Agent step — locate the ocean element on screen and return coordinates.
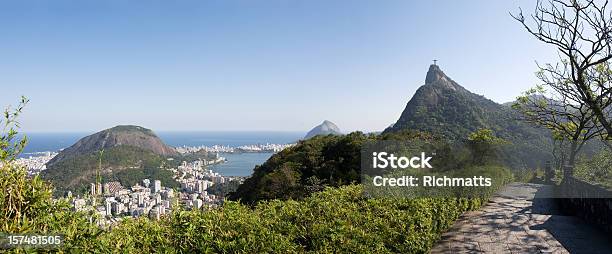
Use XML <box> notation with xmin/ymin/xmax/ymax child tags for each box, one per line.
<box><xmin>20</xmin><ymin>131</ymin><xmax>303</xmax><ymax>176</ymax></box>
<box><xmin>210</xmin><ymin>152</ymin><xmax>274</xmax><ymax>177</ymax></box>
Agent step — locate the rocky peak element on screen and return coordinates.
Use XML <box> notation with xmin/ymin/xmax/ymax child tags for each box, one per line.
<box><xmin>321</xmin><ymin>120</ymin><xmax>336</xmax><ymax>127</ymax></box>
<box><xmin>425</xmin><ymin>64</ymin><xmax>446</xmax><ymax>83</ymax></box>
<box><xmin>384</xmin><ymin>64</ymin><xmax>500</xmax><ymax>135</ymax></box>
<box><xmin>304</xmin><ymin>120</ymin><xmax>342</xmax><ymax>139</ymax></box>
<box><xmin>424</xmin><ymin>64</ymin><xmax>463</xmax><ymax>91</ymax></box>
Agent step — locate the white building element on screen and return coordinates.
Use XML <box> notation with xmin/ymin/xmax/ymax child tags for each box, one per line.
<box><xmin>111</xmin><ymin>202</ymin><xmax>125</xmax><ymax>216</ymax></box>
<box><xmin>90</xmin><ymin>183</ymin><xmax>96</xmax><ymax>196</ymax></box>
<box><xmin>142</xmin><ymin>179</ymin><xmax>150</xmax><ymax>188</ymax></box>
<box><xmin>105</xmin><ymin>201</ymin><xmax>112</xmax><ymax>216</ymax></box>
<box><xmin>194</xmin><ymin>199</ymin><xmax>203</xmax><ymax>209</ymax></box>
<box><xmin>153</xmin><ymin>180</ymin><xmax>161</xmax><ymax>193</ymax></box>
<box><xmin>195</xmin><ymin>180</ymin><xmax>204</xmax><ymax>193</ymax></box>
<box><xmin>137</xmin><ymin>194</ymin><xmax>144</xmax><ymax>207</ymax></box>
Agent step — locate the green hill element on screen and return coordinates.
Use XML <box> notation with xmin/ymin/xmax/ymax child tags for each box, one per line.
<box><xmin>42</xmin><ymin>125</ymin><xmax>181</xmax><ymax>194</ymax></box>
<box><xmin>229</xmin><ymin>132</ymin><xmax>376</xmax><ymax>204</ymax></box>
<box><xmin>42</xmin><ymin>145</ymin><xmax>179</xmax><ymax>194</ymax></box>
<box><xmin>46</xmin><ymin>125</ymin><xmax>177</xmax><ymax>167</ymax></box>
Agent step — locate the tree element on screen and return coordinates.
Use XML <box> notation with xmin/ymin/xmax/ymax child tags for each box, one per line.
<box><xmin>0</xmin><ymin>97</ymin><xmax>96</xmax><ymax>237</ymax></box>
<box><xmin>0</xmin><ymin>96</ymin><xmax>28</xmax><ymax>162</ymax></box>
<box><xmin>513</xmin><ymin>0</ymin><xmax>612</xmax><ymax>140</ymax></box>
<box><xmin>467</xmin><ymin>129</ymin><xmax>506</xmax><ymax>165</ymax></box>
<box><xmin>513</xmin><ymin>80</ymin><xmax>603</xmax><ymax>168</ymax></box>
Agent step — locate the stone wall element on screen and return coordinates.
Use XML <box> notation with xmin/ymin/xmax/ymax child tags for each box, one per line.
<box><xmin>558</xmin><ymin>177</ymin><xmax>612</xmax><ymax>234</ymax></box>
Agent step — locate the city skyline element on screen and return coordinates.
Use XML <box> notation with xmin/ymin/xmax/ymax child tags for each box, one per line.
<box><xmin>1</xmin><ymin>0</ymin><xmax>556</xmax><ymax>132</ymax></box>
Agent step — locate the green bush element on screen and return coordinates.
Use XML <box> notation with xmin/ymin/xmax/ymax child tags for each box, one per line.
<box><xmin>0</xmin><ymin>163</ymin><xmax>99</xmax><ymax>235</ymax></box>
<box><xmin>230</xmin><ymin>132</ymin><xmax>377</xmax><ymax>204</ymax></box>
<box><xmin>62</xmin><ymin>179</ymin><xmax>506</xmax><ymax>253</ymax></box>
<box><xmin>1</xmin><ymin>148</ymin><xmax>509</xmax><ymax>252</ymax></box>
<box><xmin>0</xmin><ymin>148</ymin><xmax>510</xmax><ymax>254</ymax></box>
<box><xmin>0</xmin><ymin>167</ymin><xmax>506</xmax><ymax>253</ymax></box>
<box><xmin>83</xmin><ymin>164</ymin><xmax>510</xmax><ymax>253</ymax></box>
<box><xmin>575</xmin><ymin>149</ymin><xmax>612</xmax><ymax>188</ymax></box>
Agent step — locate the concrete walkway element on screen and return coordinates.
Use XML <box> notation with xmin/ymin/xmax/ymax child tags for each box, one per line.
<box><xmin>430</xmin><ymin>183</ymin><xmax>612</xmax><ymax>254</ymax></box>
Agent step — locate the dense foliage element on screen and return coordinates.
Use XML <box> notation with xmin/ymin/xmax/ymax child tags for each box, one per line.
<box><xmin>0</xmin><ymin>98</ymin><xmax>102</xmax><ymax>251</ymax></box>
<box><xmin>229</xmin><ymin>132</ymin><xmax>377</xmax><ymax>204</ymax></box>
<box><xmin>230</xmin><ymin>129</ymin><xmax>512</xmax><ymax>203</ymax></box>
<box><xmin>0</xmin><ymin>162</ymin><xmax>102</xmax><ymax>251</ymax></box>
<box><xmin>467</xmin><ymin>128</ymin><xmax>508</xmax><ymax>166</ymax></box>
<box><xmin>1</xmin><ymin>176</ymin><xmax>510</xmax><ymax>253</ymax></box>
<box><xmin>206</xmin><ymin>179</ymin><xmax>243</xmax><ymax>198</ymax></box>
<box><xmin>89</xmin><ymin>184</ymin><xmax>508</xmax><ymax>253</ymax></box>
<box><xmin>575</xmin><ymin>149</ymin><xmax>612</xmax><ymax>188</ymax></box>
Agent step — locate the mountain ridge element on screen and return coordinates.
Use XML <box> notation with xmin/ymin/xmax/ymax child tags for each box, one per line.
<box><xmin>384</xmin><ymin>64</ymin><xmax>551</xmax><ymax>168</ymax></box>
<box><xmin>385</xmin><ymin>65</ymin><xmax>535</xmax><ymax>139</ymax></box>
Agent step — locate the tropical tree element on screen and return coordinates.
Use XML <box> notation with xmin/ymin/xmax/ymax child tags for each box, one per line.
<box><xmin>512</xmin><ymin>0</ymin><xmax>612</xmax><ymax>141</ymax></box>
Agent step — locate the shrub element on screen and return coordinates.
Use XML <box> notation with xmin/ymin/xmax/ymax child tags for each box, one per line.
<box><xmin>1</xmin><ymin>156</ymin><xmax>509</xmax><ymax>253</ymax></box>
<box><xmin>575</xmin><ymin>149</ymin><xmax>612</xmax><ymax>188</ymax></box>
<box><xmin>69</xmin><ymin>179</ymin><xmax>507</xmax><ymax>253</ymax></box>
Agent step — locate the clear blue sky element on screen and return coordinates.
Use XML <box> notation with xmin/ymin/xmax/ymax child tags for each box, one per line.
<box><xmin>0</xmin><ymin>0</ymin><xmax>556</xmax><ymax>133</ymax></box>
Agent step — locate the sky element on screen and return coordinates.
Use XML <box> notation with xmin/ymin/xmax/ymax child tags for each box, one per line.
<box><xmin>0</xmin><ymin>0</ymin><xmax>558</xmax><ymax>133</ymax></box>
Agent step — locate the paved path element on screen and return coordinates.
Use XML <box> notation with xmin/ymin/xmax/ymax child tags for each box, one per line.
<box><xmin>430</xmin><ymin>183</ymin><xmax>612</xmax><ymax>254</ymax></box>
